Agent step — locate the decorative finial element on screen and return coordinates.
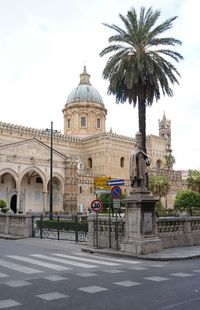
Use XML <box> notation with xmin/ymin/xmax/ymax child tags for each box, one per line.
<box><xmin>79</xmin><ymin>66</ymin><xmax>91</xmax><ymax>85</ymax></box>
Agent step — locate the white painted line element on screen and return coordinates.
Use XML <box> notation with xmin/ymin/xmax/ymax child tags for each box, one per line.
<box><xmin>36</xmin><ymin>292</ymin><xmax>68</xmax><ymax>301</ymax></box>
<box><xmin>0</xmin><ymin>299</ymin><xmax>21</xmax><ymax>309</ymax></box>
<box><xmin>0</xmin><ymin>258</ymin><xmax>42</xmax><ymax>274</ymax></box>
<box><xmin>6</xmin><ymin>255</ymin><xmax>70</xmax><ymax>271</ymax></box>
<box><xmin>44</xmin><ymin>275</ymin><xmax>68</xmax><ymax>281</ymax></box>
<box><xmin>114</xmin><ymin>280</ymin><xmax>141</xmax><ymax>287</ymax></box>
<box><xmin>171</xmin><ymin>273</ymin><xmax>193</xmax><ymax>277</ymax></box>
<box><xmin>129</xmin><ymin>266</ymin><xmax>148</xmax><ymax>270</ymax></box>
<box><xmin>5</xmin><ymin>280</ymin><xmax>32</xmax><ymax>287</ymax></box>
<box><xmin>78</xmin><ymin>286</ymin><xmax>108</xmax><ymax>293</ymax></box>
<box><xmin>144</xmin><ymin>276</ymin><xmax>170</xmax><ymax>282</ymax></box>
<box><xmin>0</xmin><ymin>272</ymin><xmax>9</xmax><ymax>278</ymax></box>
<box><xmin>31</xmin><ymin>254</ymin><xmax>97</xmax><ymax>269</ymax></box>
<box><xmin>75</xmin><ymin>272</ymin><xmax>98</xmax><ymax>277</ymax></box>
<box><xmin>53</xmin><ymin>254</ymin><xmax>120</xmax><ymax>266</ymax></box>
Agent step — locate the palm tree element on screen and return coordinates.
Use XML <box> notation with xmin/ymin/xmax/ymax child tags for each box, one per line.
<box><xmin>100</xmin><ymin>7</ymin><xmax>183</xmax><ymax>153</ymax></box>
<box><xmin>149</xmin><ymin>175</ymin><xmax>170</xmax><ymax>207</ymax></box>
<box><xmin>187</xmin><ymin>170</ymin><xmax>200</xmax><ymax>193</ymax></box>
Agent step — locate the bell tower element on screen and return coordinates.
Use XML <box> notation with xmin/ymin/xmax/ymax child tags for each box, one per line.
<box><xmin>159</xmin><ymin>113</ymin><xmax>172</xmax><ymax>153</ymax></box>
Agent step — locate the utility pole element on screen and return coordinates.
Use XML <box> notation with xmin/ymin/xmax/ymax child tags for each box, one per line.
<box><xmin>49</xmin><ymin>121</ymin><xmax>53</xmax><ymax>220</ymax></box>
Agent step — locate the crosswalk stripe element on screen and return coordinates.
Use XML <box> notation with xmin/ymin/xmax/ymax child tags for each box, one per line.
<box><xmin>6</xmin><ymin>255</ymin><xmax>71</xmax><ymax>271</ymax></box>
<box><xmin>31</xmin><ymin>254</ymin><xmax>98</xmax><ymax>269</ymax></box>
<box><xmin>0</xmin><ymin>259</ymin><xmax>42</xmax><ymax>274</ymax></box>
<box><xmin>75</xmin><ymin>253</ymin><xmax>141</xmax><ymax>264</ymax></box>
<box><xmin>53</xmin><ymin>254</ymin><xmax>120</xmax><ymax>266</ymax></box>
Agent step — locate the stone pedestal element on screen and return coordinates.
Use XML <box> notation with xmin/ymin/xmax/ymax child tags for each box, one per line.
<box><xmin>121</xmin><ymin>188</ymin><xmax>162</xmax><ymax>255</ymax></box>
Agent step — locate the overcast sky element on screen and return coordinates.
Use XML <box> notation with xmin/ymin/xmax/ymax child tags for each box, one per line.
<box><xmin>0</xmin><ymin>0</ymin><xmax>199</xmax><ymax>171</ymax></box>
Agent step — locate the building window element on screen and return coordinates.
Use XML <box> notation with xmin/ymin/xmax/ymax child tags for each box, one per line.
<box><xmin>120</xmin><ymin>157</ymin><xmax>125</xmax><ymax>168</ymax></box>
<box><xmin>67</xmin><ymin>119</ymin><xmax>71</xmax><ymax>128</ymax></box>
<box><xmin>88</xmin><ymin>157</ymin><xmax>92</xmax><ymax>168</ymax></box>
<box><xmin>96</xmin><ymin>118</ymin><xmax>101</xmax><ymax>128</ymax></box>
<box><xmin>80</xmin><ymin>186</ymin><xmax>82</xmax><ymax>193</ymax></box>
<box><xmin>90</xmin><ymin>187</ymin><xmax>92</xmax><ymax>193</ymax></box>
<box><xmin>80</xmin><ymin>116</ymin><xmax>86</xmax><ymax>127</ymax></box>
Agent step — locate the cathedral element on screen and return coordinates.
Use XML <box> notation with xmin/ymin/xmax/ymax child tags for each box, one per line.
<box><xmin>0</xmin><ymin>67</ymin><xmax>183</xmax><ymax>214</ymax></box>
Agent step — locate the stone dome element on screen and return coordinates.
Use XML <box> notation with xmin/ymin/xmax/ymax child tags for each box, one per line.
<box><xmin>66</xmin><ymin>66</ymin><xmax>104</xmax><ymax>105</ymax></box>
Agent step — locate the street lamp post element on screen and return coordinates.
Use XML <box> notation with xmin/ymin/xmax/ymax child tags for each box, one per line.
<box><xmin>45</xmin><ymin>122</ymin><xmax>60</xmax><ymax>220</ymax></box>
<box><xmin>49</xmin><ymin>121</ymin><xmax>53</xmax><ymax>220</ymax></box>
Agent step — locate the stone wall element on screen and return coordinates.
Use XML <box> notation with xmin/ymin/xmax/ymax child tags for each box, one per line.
<box><xmin>87</xmin><ymin>215</ymin><xmax>200</xmax><ymax>251</ymax></box>
<box><xmin>0</xmin><ymin>214</ymin><xmax>33</xmax><ymax>237</ymax></box>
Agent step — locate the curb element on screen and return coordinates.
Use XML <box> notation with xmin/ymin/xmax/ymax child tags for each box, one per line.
<box><xmin>81</xmin><ymin>246</ymin><xmax>200</xmax><ymax>261</ymax></box>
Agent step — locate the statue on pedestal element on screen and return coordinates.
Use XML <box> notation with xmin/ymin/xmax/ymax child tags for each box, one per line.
<box><xmin>130</xmin><ymin>132</ymin><xmax>150</xmax><ymax>188</ymax></box>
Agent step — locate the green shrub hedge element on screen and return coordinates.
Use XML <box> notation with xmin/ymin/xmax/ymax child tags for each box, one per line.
<box><xmin>36</xmin><ymin>219</ymin><xmax>88</xmax><ymax>232</ymax></box>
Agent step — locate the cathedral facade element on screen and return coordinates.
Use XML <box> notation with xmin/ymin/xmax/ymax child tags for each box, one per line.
<box><xmin>0</xmin><ymin>67</ymin><xmax>182</xmax><ymax>214</ymax></box>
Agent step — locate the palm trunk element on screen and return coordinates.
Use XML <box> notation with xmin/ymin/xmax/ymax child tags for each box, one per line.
<box><xmin>138</xmin><ymin>99</ymin><xmax>146</xmax><ymax>153</ymax></box>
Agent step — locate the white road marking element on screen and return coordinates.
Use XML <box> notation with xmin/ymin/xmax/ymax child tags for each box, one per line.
<box><xmin>31</xmin><ymin>254</ymin><xmax>97</xmax><ymax>269</ymax></box>
<box><xmin>36</xmin><ymin>292</ymin><xmax>68</xmax><ymax>301</ymax></box>
<box><xmin>53</xmin><ymin>253</ymin><xmax>120</xmax><ymax>266</ymax></box>
<box><xmin>144</xmin><ymin>276</ymin><xmax>170</xmax><ymax>282</ymax></box>
<box><xmin>6</xmin><ymin>255</ymin><xmax>70</xmax><ymax>271</ymax></box>
<box><xmin>114</xmin><ymin>280</ymin><xmax>141</xmax><ymax>287</ymax></box>
<box><xmin>78</xmin><ymin>286</ymin><xmax>108</xmax><ymax>293</ymax></box>
<box><xmin>0</xmin><ymin>258</ymin><xmax>42</xmax><ymax>274</ymax></box>
<box><xmin>0</xmin><ymin>299</ymin><xmax>21</xmax><ymax>309</ymax></box>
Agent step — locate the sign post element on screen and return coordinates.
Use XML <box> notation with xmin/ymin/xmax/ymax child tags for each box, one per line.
<box><xmin>110</xmin><ymin>185</ymin><xmax>122</xmax><ymax>251</ymax></box>
<box><xmin>91</xmin><ymin>199</ymin><xmax>103</xmax><ymax>248</ymax></box>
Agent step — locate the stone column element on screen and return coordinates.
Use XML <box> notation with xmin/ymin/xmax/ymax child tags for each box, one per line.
<box><xmin>16</xmin><ymin>191</ymin><xmax>21</xmax><ymax>213</ymax></box>
<box><xmin>43</xmin><ymin>192</ymin><xmax>48</xmax><ymax>213</ymax></box>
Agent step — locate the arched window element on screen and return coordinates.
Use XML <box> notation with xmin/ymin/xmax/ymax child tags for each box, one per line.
<box><xmin>88</xmin><ymin>158</ymin><xmax>92</xmax><ymax>168</ymax></box>
<box><xmin>120</xmin><ymin>157</ymin><xmax>125</xmax><ymax>168</ymax></box>
<box><xmin>156</xmin><ymin>159</ymin><xmax>162</xmax><ymax>169</ymax></box>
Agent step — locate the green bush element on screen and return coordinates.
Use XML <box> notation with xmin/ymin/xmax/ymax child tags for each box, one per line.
<box><xmin>36</xmin><ymin>219</ymin><xmax>88</xmax><ymax>232</ymax></box>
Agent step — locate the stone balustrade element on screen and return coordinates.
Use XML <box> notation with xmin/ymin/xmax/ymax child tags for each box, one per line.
<box><xmin>87</xmin><ymin>214</ymin><xmax>200</xmax><ymax>251</ymax></box>
<box><xmin>157</xmin><ymin>216</ymin><xmax>200</xmax><ymax>248</ymax></box>
<box><xmin>0</xmin><ymin>214</ymin><xmax>33</xmax><ymax>237</ymax></box>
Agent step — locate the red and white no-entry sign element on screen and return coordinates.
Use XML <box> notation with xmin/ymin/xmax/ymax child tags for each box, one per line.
<box><xmin>91</xmin><ymin>199</ymin><xmax>103</xmax><ymax>213</ymax></box>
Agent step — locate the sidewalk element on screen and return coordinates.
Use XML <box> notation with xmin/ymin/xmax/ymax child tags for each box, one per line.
<box><xmin>1</xmin><ymin>233</ymin><xmax>200</xmax><ymax>261</ymax></box>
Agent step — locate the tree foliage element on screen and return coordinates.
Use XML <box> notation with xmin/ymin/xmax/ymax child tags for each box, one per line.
<box><xmin>165</xmin><ymin>153</ymin><xmax>176</xmax><ymax>169</ymax></box>
<box><xmin>149</xmin><ymin>175</ymin><xmax>170</xmax><ymax>201</ymax></box>
<box><xmin>187</xmin><ymin>170</ymin><xmax>200</xmax><ymax>193</ymax></box>
<box><xmin>0</xmin><ymin>200</ymin><xmax>6</xmax><ymax>209</ymax></box>
<box><xmin>174</xmin><ymin>190</ymin><xmax>200</xmax><ymax>215</ymax></box>
<box><xmin>100</xmin><ymin>6</ymin><xmax>183</xmax><ymax>152</ymax></box>
<box><xmin>98</xmin><ymin>192</ymin><xmax>126</xmax><ymax>214</ymax></box>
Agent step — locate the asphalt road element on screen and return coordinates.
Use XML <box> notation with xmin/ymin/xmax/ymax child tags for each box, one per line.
<box><xmin>0</xmin><ymin>238</ymin><xmax>200</xmax><ymax>310</ymax></box>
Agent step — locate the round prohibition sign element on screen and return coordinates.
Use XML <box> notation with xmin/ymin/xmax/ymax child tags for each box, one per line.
<box><xmin>91</xmin><ymin>199</ymin><xmax>103</xmax><ymax>213</ymax></box>
<box><xmin>111</xmin><ymin>185</ymin><xmax>122</xmax><ymax>199</ymax></box>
